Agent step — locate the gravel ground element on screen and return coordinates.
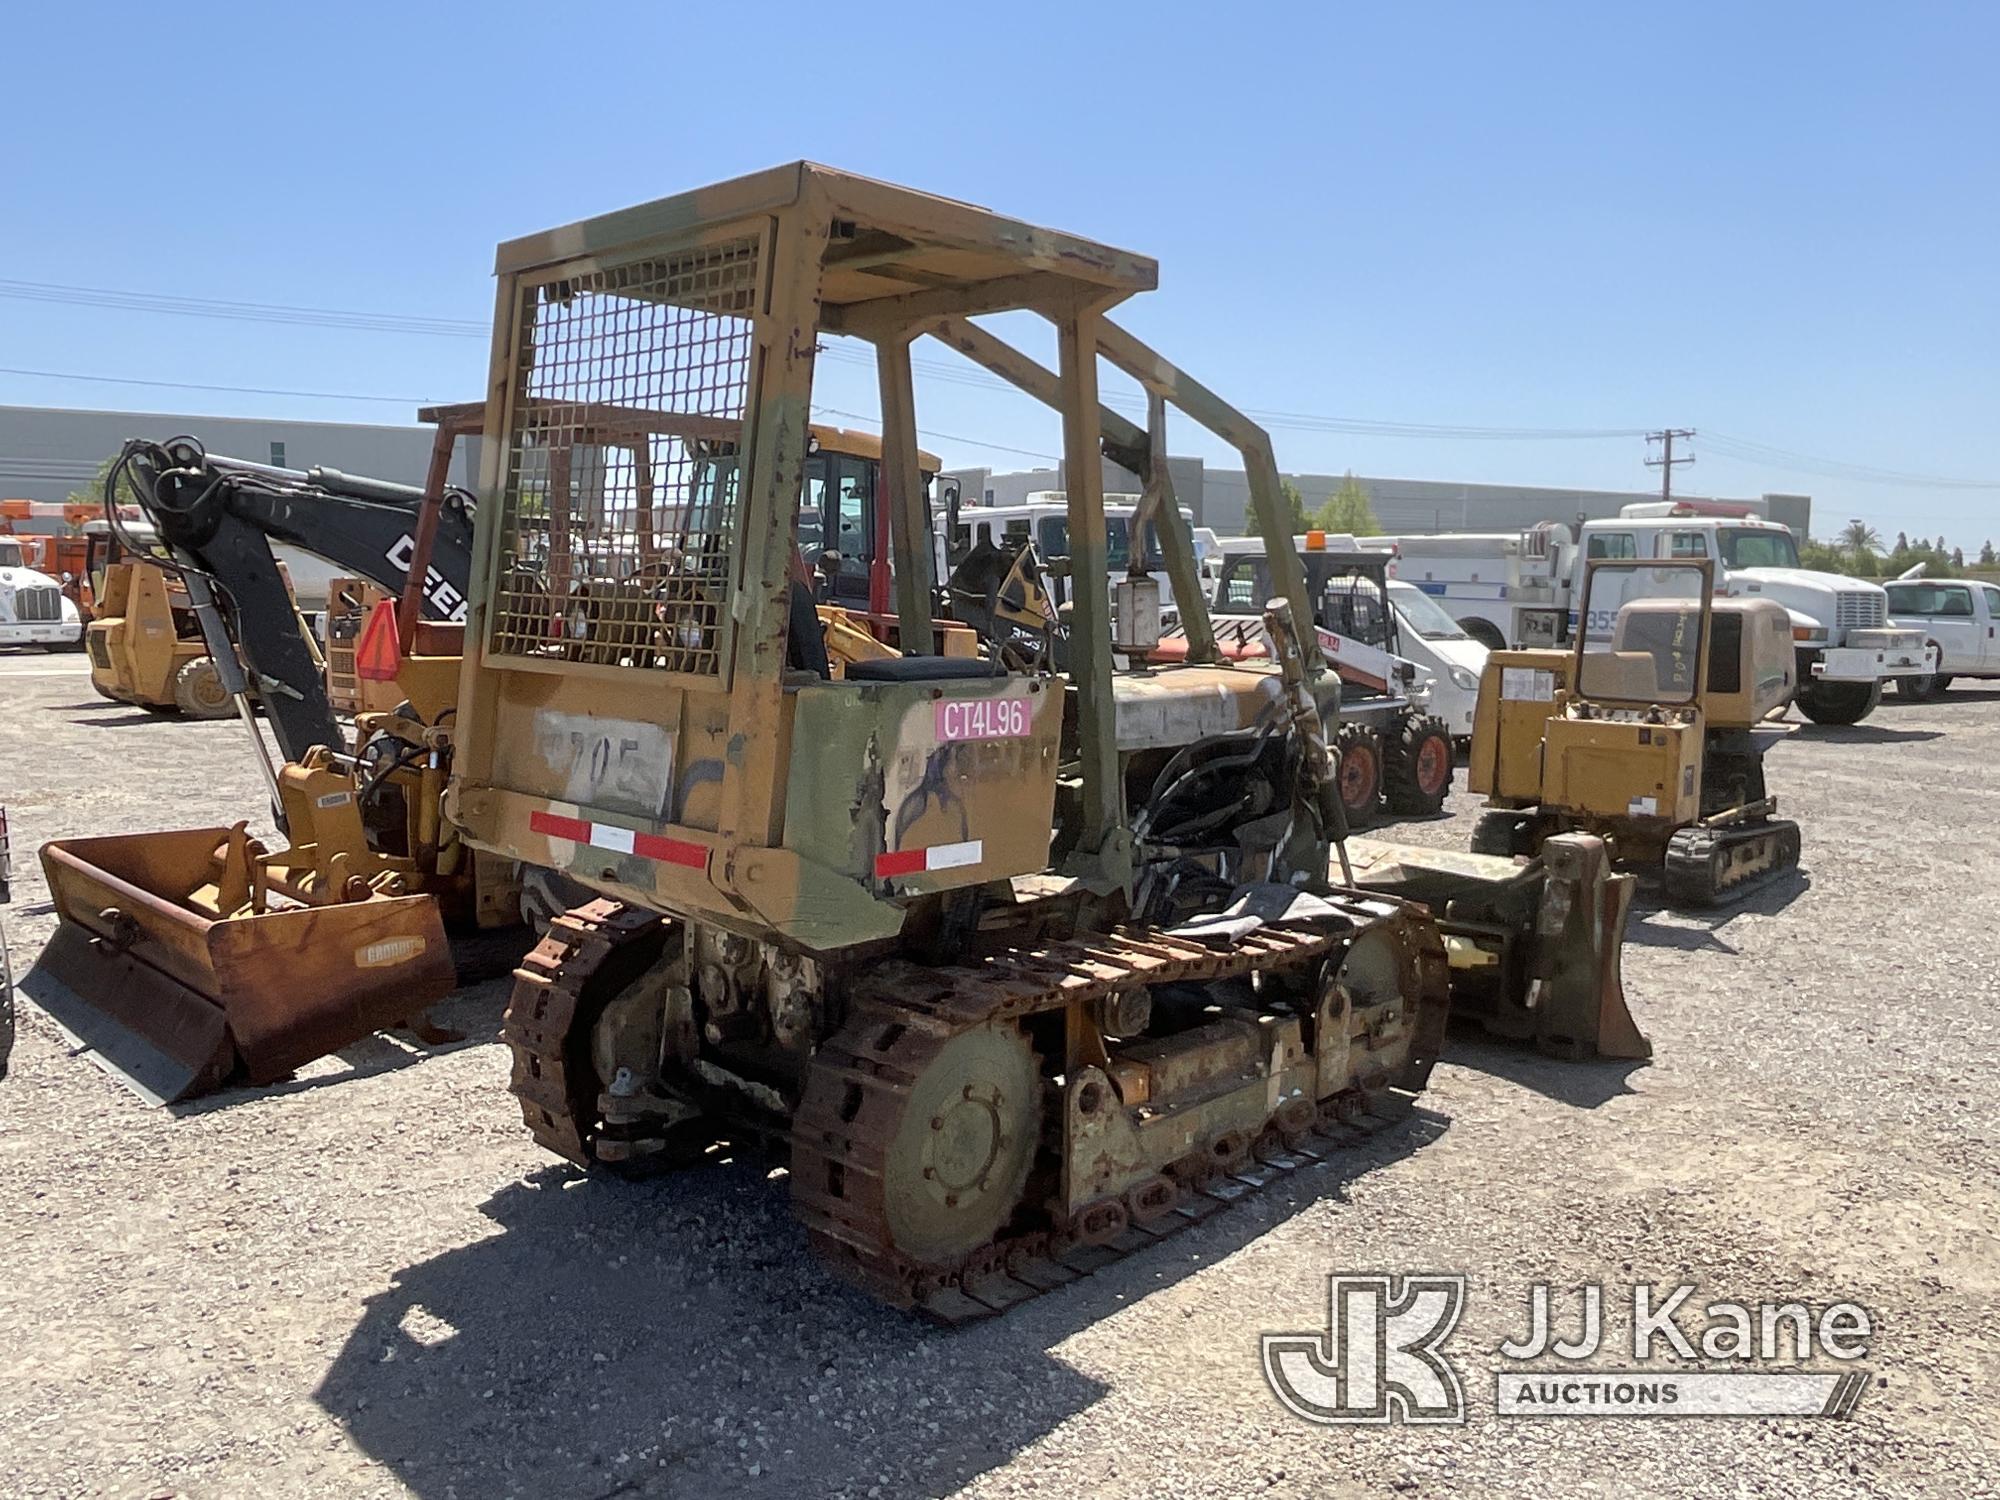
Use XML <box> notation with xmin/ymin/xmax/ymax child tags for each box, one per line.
<box><xmin>2</xmin><ymin>649</ymin><xmax>1996</xmax><ymax>1499</ymax></box>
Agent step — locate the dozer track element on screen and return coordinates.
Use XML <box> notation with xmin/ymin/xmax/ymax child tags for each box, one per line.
<box><xmin>506</xmin><ymin>894</ymin><xmax>1451</xmax><ymax>1324</ymax></box>
<box><xmin>1662</xmin><ymin>818</ymin><xmax>1802</xmax><ymax>907</ymax></box>
<box><xmin>503</xmin><ymin>898</ymin><xmax>672</xmax><ymax>1165</ymax></box>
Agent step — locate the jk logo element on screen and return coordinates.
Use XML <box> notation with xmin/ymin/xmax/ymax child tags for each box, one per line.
<box><xmin>1262</xmin><ymin>1274</ymin><xmax>1468</xmax><ymax>1425</ymax></box>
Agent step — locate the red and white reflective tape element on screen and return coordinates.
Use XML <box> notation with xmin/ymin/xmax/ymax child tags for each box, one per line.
<box><xmin>873</xmin><ymin>839</ymin><xmax>984</xmax><ymax>879</ymax></box>
<box><xmin>529</xmin><ymin>810</ymin><xmax>708</xmax><ymax>870</ymax></box>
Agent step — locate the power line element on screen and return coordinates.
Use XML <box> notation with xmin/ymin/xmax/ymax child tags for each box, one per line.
<box><xmin>1700</xmin><ymin>431</ymin><xmax>2000</xmax><ymax>492</ymax></box>
<box><xmin>814</xmin><ymin>406</ymin><xmax>1061</xmax><ymax>462</ymax></box>
<box><xmin>3</xmin><ymin>275</ymin><xmax>1996</xmax><ymax>489</ymax></box>
<box><xmin>0</xmin><ymin>365</ymin><xmax>434</xmax><ymax>405</ymax></box>
<box><xmin>0</xmin><ymin>278</ymin><xmax>485</xmax><ymax>338</ymax></box>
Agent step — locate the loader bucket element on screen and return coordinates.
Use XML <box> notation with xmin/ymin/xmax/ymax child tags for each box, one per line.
<box><xmin>27</xmin><ymin>828</ymin><xmax>456</xmax><ymax>1104</ymax></box>
<box><xmin>1343</xmin><ymin>832</ymin><xmax>1649</xmax><ymax>1062</ymax></box>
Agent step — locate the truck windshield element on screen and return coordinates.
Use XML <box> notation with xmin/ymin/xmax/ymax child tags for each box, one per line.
<box><xmin>1036</xmin><ymin>515</ymin><xmax>1164</xmax><ymax>572</ymax></box>
<box><xmin>1717</xmin><ymin>527</ymin><xmax>1799</xmax><ymax>570</ymax></box>
<box><xmin>1389</xmin><ymin>584</ymin><xmax>1469</xmax><ymax>640</ymax></box>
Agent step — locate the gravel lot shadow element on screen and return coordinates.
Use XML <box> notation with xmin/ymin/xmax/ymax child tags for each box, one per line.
<box><xmin>1792</xmin><ymin>723</ymin><xmax>1944</xmax><ymax>744</ymax></box>
<box><xmin>65</xmin><ymin>709</ymin><xmax>175</xmax><ymax>727</ymax></box>
<box><xmin>164</xmin><ymin>981</ymin><xmax>512</xmax><ymax>1117</ymax></box>
<box><xmin>1443</xmin><ymin>1034</ymin><xmax>1646</xmax><ymax>1108</ymax></box>
<box><xmin>1623</xmin><ymin>871</ymin><xmax>1812</xmax><ymax>952</ymax></box>
<box><xmin>315</xmin><ymin>1109</ymin><xmax>1446</xmax><ymax>1500</ymax></box>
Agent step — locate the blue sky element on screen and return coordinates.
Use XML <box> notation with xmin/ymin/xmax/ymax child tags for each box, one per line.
<box><xmin>3</xmin><ymin>2</ymin><xmax>1994</xmax><ymax>541</ymax></box>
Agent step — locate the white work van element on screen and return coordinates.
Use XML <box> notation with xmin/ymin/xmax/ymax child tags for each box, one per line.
<box><xmin>1385</xmin><ymin>503</ymin><xmax>1933</xmax><ymax>725</ymax></box>
<box><xmin>0</xmin><ymin>536</ymin><xmax>85</xmax><ymax>649</ymax></box>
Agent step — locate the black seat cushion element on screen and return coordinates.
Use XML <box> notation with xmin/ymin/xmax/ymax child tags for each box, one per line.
<box><xmin>845</xmin><ymin>655</ymin><xmax>1002</xmax><ymax>683</ymax></box>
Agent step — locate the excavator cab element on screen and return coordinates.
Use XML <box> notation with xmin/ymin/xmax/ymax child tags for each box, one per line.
<box><xmin>1468</xmin><ymin>558</ymin><xmax>1801</xmax><ymax>904</ymax></box>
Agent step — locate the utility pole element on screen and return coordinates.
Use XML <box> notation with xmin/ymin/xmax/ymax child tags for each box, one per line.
<box><xmin>1645</xmin><ymin>429</ymin><xmax>1696</xmax><ymax>504</ymax></box>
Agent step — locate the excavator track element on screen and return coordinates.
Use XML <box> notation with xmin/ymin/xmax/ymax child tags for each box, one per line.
<box><xmin>1661</xmin><ymin>818</ymin><xmax>1802</xmax><ymax>907</ymax></box>
<box><xmin>791</xmin><ymin>905</ymin><xmax>1447</xmax><ymax>1323</ymax></box>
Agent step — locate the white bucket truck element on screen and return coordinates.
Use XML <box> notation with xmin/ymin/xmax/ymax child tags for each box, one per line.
<box><xmin>1384</xmin><ymin>501</ymin><xmax>1933</xmax><ymax>725</ymax></box>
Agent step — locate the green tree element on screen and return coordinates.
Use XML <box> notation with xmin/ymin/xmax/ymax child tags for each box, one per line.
<box><xmin>66</xmin><ymin>454</ymin><xmax>137</xmax><ymax>512</ymax></box>
<box><xmin>1981</xmin><ymin>540</ymin><xmax>1996</xmax><ymax>566</ymax></box>
<box><xmin>1838</xmin><ymin>519</ymin><xmax>1881</xmax><ymax>556</ymax></box>
<box><xmin>1309</xmin><ymin>472</ymin><xmax>1384</xmax><ymax>537</ymax></box>
<box><xmin>1279</xmin><ymin>478</ymin><xmax>1311</xmax><ymax>533</ymax></box>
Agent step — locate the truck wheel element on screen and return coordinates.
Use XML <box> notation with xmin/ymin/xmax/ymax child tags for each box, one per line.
<box><xmin>1462</xmin><ymin>618</ymin><xmax>1508</xmax><ymax>652</ymax></box>
<box><xmin>1383</xmin><ymin>714</ymin><xmax>1454</xmax><ymax>816</ymax></box>
<box><xmin>1893</xmin><ymin>671</ymin><xmax>1942</xmax><ymax>701</ymax></box>
<box><xmin>171</xmin><ymin>658</ymin><xmax>234</xmax><ymax>719</ymax></box>
<box><xmin>1794</xmin><ymin>679</ymin><xmax>1881</xmax><ymax>726</ymax></box>
<box><xmin>1333</xmin><ymin>723</ymin><xmax>1383</xmax><ymax>830</ymax></box>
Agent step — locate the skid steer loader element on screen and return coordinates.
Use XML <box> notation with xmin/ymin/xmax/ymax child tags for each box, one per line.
<box><xmin>443</xmin><ymin>163</ymin><xmax>1646</xmax><ymax>1320</ymax></box>
<box><xmin>1465</xmin><ymin>558</ymin><xmax>1803</xmax><ymax>906</ymax></box>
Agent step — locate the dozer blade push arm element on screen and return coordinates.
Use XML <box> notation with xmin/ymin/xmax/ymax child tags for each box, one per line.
<box><xmin>118</xmin><ymin>444</ymin><xmax>478</xmax><ymax>765</ymax></box>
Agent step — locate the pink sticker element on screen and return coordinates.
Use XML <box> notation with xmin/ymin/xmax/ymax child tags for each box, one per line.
<box><xmin>934</xmin><ymin>695</ymin><xmax>1032</xmax><ymax>742</ymax></box>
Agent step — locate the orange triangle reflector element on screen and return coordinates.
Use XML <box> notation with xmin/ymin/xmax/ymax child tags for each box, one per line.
<box><xmin>355</xmin><ymin>598</ymin><xmax>403</xmax><ymax>682</ymax></box>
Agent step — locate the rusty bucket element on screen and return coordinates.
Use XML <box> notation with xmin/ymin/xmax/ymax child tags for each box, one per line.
<box><xmin>27</xmin><ymin>827</ymin><xmax>455</xmax><ymax>1104</ymax></box>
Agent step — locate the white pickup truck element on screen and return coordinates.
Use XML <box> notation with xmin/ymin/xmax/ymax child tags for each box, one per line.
<box><xmin>1883</xmin><ymin>576</ymin><xmax>2000</xmax><ymax>699</ymax></box>
<box><xmin>1383</xmin><ymin>502</ymin><xmax>1934</xmax><ymax>725</ymax></box>
<box><xmin>0</xmin><ymin>536</ymin><xmax>85</xmax><ymax>650</ymax></box>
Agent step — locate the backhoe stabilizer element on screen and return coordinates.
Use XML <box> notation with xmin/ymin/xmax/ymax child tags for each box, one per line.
<box><xmin>1342</xmin><ymin>832</ymin><xmax>1648</xmax><ymax>1062</ymax></box>
<box><xmin>28</xmin><ymin>828</ymin><xmax>455</xmax><ymax>1104</ymax></box>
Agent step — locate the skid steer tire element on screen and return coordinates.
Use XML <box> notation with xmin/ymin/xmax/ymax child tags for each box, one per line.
<box><xmin>1333</xmin><ymin>723</ymin><xmax>1384</xmax><ymax>830</ymax></box>
<box><xmin>1382</xmin><ymin>714</ymin><xmax>1455</xmax><ymax>817</ymax></box>
<box><xmin>171</xmin><ymin>658</ymin><xmax>233</xmax><ymax>719</ymax></box>
<box><xmin>1795</xmin><ymin>679</ymin><xmax>1881</xmax><ymax>726</ymax></box>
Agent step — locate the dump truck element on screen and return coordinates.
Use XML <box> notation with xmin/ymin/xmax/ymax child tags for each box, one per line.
<box><xmin>434</xmin><ymin>162</ymin><xmax>1644</xmax><ymax>1320</ymax></box>
<box><xmin>27</xmin><ymin>410</ymin><xmax>506</xmax><ymax>1102</ymax></box>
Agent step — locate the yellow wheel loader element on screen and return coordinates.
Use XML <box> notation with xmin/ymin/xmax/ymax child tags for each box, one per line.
<box><xmin>27</xmin><ymin>409</ymin><xmax>513</xmax><ymax>1103</ymax></box>
<box><xmin>1464</xmin><ymin>558</ymin><xmax>1803</xmax><ymax>906</ymax></box>
<box><xmin>437</xmin><ymin>163</ymin><xmax>1646</xmax><ymax>1321</ymax></box>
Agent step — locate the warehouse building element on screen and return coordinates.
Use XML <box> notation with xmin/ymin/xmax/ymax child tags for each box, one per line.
<box><xmin>0</xmin><ymin>404</ymin><xmax>478</xmax><ymax>510</ymax></box>
<box><xmin>1</xmin><ymin>401</ymin><xmax>1810</xmax><ymax>543</ymax></box>
<box><xmin>948</xmin><ymin>458</ymin><xmax>1813</xmax><ymax>540</ymax></box>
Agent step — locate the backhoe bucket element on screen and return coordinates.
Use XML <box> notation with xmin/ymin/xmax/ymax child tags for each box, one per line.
<box><xmin>1343</xmin><ymin>832</ymin><xmax>1649</xmax><ymax>1061</ymax></box>
<box><xmin>28</xmin><ymin>827</ymin><xmax>455</xmax><ymax>1104</ymax></box>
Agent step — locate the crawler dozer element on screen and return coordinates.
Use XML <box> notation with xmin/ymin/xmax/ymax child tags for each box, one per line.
<box><xmin>446</xmin><ymin>164</ymin><xmax>1646</xmax><ymax>1319</ymax></box>
<box><xmin>28</xmin><ymin>410</ymin><xmax>507</xmax><ymax>1102</ymax></box>
<box><xmin>1466</xmin><ymin>558</ymin><xmax>1803</xmax><ymax>906</ymax></box>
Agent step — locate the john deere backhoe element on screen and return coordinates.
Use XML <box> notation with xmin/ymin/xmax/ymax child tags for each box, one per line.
<box><xmin>27</xmin><ymin>408</ymin><xmax>509</xmax><ymax>1102</ymax></box>
<box><xmin>438</xmin><ymin>163</ymin><xmax>1647</xmax><ymax>1319</ymax></box>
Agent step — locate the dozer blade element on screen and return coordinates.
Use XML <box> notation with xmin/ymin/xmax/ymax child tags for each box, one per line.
<box><xmin>1342</xmin><ymin>832</ymin><xmax>1649</xmax><ymax>1062</ymax></box>
<box><xmin>29</xmin><ymin>828</ymin><xmax>456</xmax><ymax>1104</ymax></box>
